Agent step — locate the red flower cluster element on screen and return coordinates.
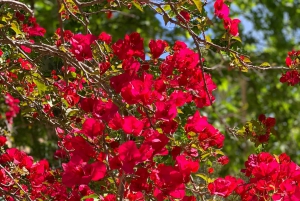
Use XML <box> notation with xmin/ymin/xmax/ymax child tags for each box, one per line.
<box><xmin>208</xmin><ymin>175</ymin><xmax>244</xmax><ymax>197</ymax></box>
<box><xmin>238</xmin><ymin>152</ymin><xmax>300</xmax><ymax>200</ymax></box>
<box><xmin>185</xmin><ymin>111</ymin><xmax>225</xmax><ymax>150</ymax></box>
<box><xmin>280</xmin><ymin>70</ymin><xmax>300</xmax><ymax>86</ymax></box>
<box><xmin>177</xmin><ymin>10</ymin><xmax>191</xmax><ymax>23</ymax></box>
<box><xmin>0</xmin><ymin>146</ymin><xmax>99</xmax><ymax>200</ymax></box>
<box><xmin>22</xmin><ymin>16</ymin><xmax>46</xmax><ymax>37</ymax></box>
<box><xmin>209</xmin><ymin>152</ymin><xmax>300</xmax><ymax>200</ymax></box>
<box><xmin>4</xmin><ymin>93</ymin><xmax>20</xmax><ymax>125</ymax></box>
<box><xmin>280</xmin><ymin>50</ymin><xmax>300</xmax><ymax>86</ymax></box>
<box><xmin>214</xmin><ymin>0</ymin><xmax>240</xmax><ymax>36</ymax></box>
<box><xmin>255</xmin><ymin>114</ymin><xmax>276</xmax><ymax>144</ymax></box>
<box><xmin>70</xmin><ymin>34</ymin><xmax>97</xmax><ymax>61</ymax></box>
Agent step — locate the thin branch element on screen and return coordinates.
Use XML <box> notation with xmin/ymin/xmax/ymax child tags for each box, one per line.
<box><xmin>0</xmin><ymin>0</ymin><xmax>34</xmax><ymax>15</ymax></box>
<box><xmin>77</xmin><ymin>0</ymin><xmax>105</xmax><ymax>7</ymax></box>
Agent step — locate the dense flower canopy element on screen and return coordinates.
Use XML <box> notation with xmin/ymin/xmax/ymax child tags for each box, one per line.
<box><xmin>0</xmin><ymin>0</ymin><xmax>298</xmax><ymax>200</ymax></box>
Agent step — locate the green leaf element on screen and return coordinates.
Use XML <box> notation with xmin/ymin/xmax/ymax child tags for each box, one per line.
<box><xmin>231</xmin><ymin>36</ymin><xmax>242</xmax><ymax>43</ymax></box>
<box><xmin>81</xmin><ymin>194</ymin><xmax>99</xmax><ymax>201</ymax></box>
<box><xmin>214</xmin><ymin>150</ymin><xmax>225</xmax><ymax>156</ymax></box>
<box><xmin>192</xmin><ymin>0</ymin><xmax>202</xmax><ymax>13</ymax></box>
<box><xmin>132</xmin><ymin>1</ymin><xmax>143</xmax><ymax>12</ymax></box>
<box><xmin>260</xmin><ymin>62</ymin><xmax>271</xmax><ymax>67</ymax></box>
<box><xmin>32</xmin><ymin>75</ymin><xmax>48</xmax><ymax>95</ymax></box>
<box><xmin>195</xmin><ymin>173</ymin><xmax>208</xmax><ymax>182</ymax></box>
<box><xmin>163</xmin><ymin>14</ymin><xmax>169</xmax><ymax>26</ymax></box>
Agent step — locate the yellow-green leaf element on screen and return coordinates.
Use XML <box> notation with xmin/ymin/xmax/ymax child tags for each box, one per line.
<box><xmin>10</xmin><ymin>21</ymin><xmax>23</xmax><ymax>36</ymax></box>
<box><xmin>177</xmin><ymin>108</ymin><xmax>183</xmax><ymax>114</ymax></box>
<box><xmin>163</xmin><ymin>5</ymin><xmax>171</xmax><ymax>11</ymax></box>
<box><xmin>188</xmin><ymin>131</ymin><xmax>196</xmax><ymax>137</ymax></box>
<box><xmin>156</xmin><ymin>128</ymin><xmax>163</xmax><ymax>134</ymax></box>
<box><xmin>132</xmin><ymin>1</ymin><xmax>143</xmax><ymax>12</ymax></box>
<box><xmin>214</xmin><ymin>150</ymin><xmax>225</xmax><ymax>156</ymax></box>
<box><xmin>1</xmin><ymin>12</ymin><xmax>12</xmax><ymax>23</ymax></box>
<box><xmin>260</xmin><ymin>62</ymin><xmax>271</xmax><ymax>67</ymax></box>
<box><xmin>205</xmin><ymin>35</ymin><xmax>211</xmax><ymax>49</ymax></box>
<box><xmin>192</xmin><ymin>0</ymin><xmax>202</xmax><ymax>13</ymax></box>
<box><xmin>240</xmin><ymin>66</ymin><xmax>248</xmax><ymax>72</ymax></box>
<box><xmin>231</xmin><ymin>36</ymin><xmax>242</xmax><ymax>43</ymax></box>
<box><xmin>195</xmin><ymin>173</ymin><xmax>209</xmax><ymax>182</ymax></box>
<box><xmin>59</xmin><ymin>3</ymin><xmax>65</xmax><ymax>13</ymax></box>
<box><xmin>32</xmin><ymin>74</ymin><xmax>48</xmax><ymax>95</ymax></box>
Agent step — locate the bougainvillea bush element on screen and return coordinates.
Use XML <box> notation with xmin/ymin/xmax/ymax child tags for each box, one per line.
<box><xmin>0</xmin><ymin>0</ymin><xmax>299</xmax><ymax>200</ymax></box>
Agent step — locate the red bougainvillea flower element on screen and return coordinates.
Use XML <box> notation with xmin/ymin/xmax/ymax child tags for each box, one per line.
<box><xmin>0</xmin><ymin>136</ymin><xmax>7</xmax><ymax>146</ymax></box>
<box><xmin>155</xmin><ymin>101</ymin><xmax>177</xmax><ymax>121</ymax></box>
<box><xmin>280</xmin><ymin>70</ymin><xmax>300</xmax><ymax>86</ymax></box>
<box><xmin>208</xmin><ymin>167</ymin><xmax>214</xmax><ymax>174</ymax></box>
<box><xmin>149</xmin><ymin>39</ymin><xmax>168</xmax><ymax>59</ymax></box>
<box><xmin>208</xmin><ymin>176</ymin><xmax>244</xmax><ymax>197</ymax></box>
<box><xmin>118</xmin><ymin>141</ymin><xmax>142</xmax><ymax>173</ymax></box>
<box><xmin>22</xmin><ymin>17</ymin><xmax>46</xmax><ymax>37</ymax></box>
<box><xmin>112</xmin><ymin>32</ymin><xmax>145</xmax><ymax>60</ymax></box>
<box><xmin>63</xmin><ymin>86</ymin><xmax>80</xmax><ymax>106</ymax></box>
<box><xmin>70</xmin><ymin>34</ymin><xmax>97</xmax><ymax>61</ymax></box>
<box><xmin>18</xmin><ymin>58</ymin><xmax>33</xmax><ymax>70</ymax></box>
<box><xmin>235</xmin><ymin>152</ymin><xmax>300</xmax><ymax>200</ymax></box>
<box><xmin>62</xmin><ymin>156</ymin><xmax>106</xmax><ymax>187</ymax></box>
<box><xmin>5</xmin><ymin>93</ymin><xmax>20</xmax><ymax>124</ymax></box>
<box><xmin>176</xmin><ymin>155</ymin><xmax>199</xmax><ymax>182</ymax></box>
<box><xmin>177</xmin><ymin>10</ymin><xmax>191</xmax><ymax>23</ymax></box>
<box><xmin>217</xmin><ymin>155</ymin><xmax>229</xmax><ymax>165</ymax></box>
<box><xmin>151</xmin><ymin>164</ymin><xmax>185</xmax><ymax>200</ymax></box>
<box><xmin>258</xmin><ymin>114</ymin><xmax>276</xmax><ymax>128</ymax></box>
<box><xmin>223</xmin><ymin>17</ymin><xmax>241</xmax><ymax>36</ymax></box>
<box><xmin>15</xmin><ymin>11</ymin><xmax>25</xmax><ymax>21</ymax></box>
<box><xmin>20</xmin><ymin>45</ymin><xmax>31</xmax><ymax>53</ymax></box>
<box><xmin>184</xmin><ymin>111</ymin><xmax>224</xmax><ymax>150</ymax></box>
<box><xmin>185</xmin><ymin>111</ymin><xmax>209</xmax><ymax>133</ymax></box>
<box><xmin>214</xmin><ymin>0</ymin><xmax>230</xmax><ymax>19</ymax></box>
<box><xmin>99</xmin><ymin>32</ymin><xmax>112</xmax><ymax>44</ymax></box>
<box><xmin>121</xmin><ymin>57</ymin><xmax>141</xmax><ymax>75</ymax></box>
<box><xmin>81</xmin><ymin>118</ymin><xmax>104</xmax><ymax>139</ymax></box>
<box><xmin>122</xmin><ymin>116</ymin><xmax>144</xmax><ymax>136</ymax></box>
<box><xmin>286</xmin><ymin>56</ymin><xmax>292</xmax><ymax>67</ymax></box>
<box><xmin>99</xmin><ymin>61</ymin><xmax>111</xmax><ymax>75</ymax></box>
<box><xmin>92</xmin><ymin>99</ymin><xmax>119</xmax><ymax>122</ymax></box>
<box><xmin>1</xmin><ymin>148</ymin><xmax>33</xmax><ymax>169</ymax></box>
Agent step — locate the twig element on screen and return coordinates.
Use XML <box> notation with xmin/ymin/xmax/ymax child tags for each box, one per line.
<box><xmin>0</xmin><ymin>0</ymin><xmax>34</xmax><ymax>15</ymax></box>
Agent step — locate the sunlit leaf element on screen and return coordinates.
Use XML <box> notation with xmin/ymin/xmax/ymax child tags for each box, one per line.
<box><xmin>10</xmin><ymin>21</ymin><xmax>23</xmax><ymax>37</ymax></box>
<box><xmin>132</xmin><ymin>1</ymin><xmax>143</xmax><ymax>12</ymax></box>
<box><xmin>232</xmin><ymin>36</ymin><xmax>242</xmax><ymax>43</ymax></box>
<box><xmin>192</xmin><ymin>0</ymin><xmax>202</xmax><ymax>13</ymax></box>
<box><xmin>195</xmin><ymin>173</ymin><xmax>209</xmax><ymax>182</ymax></box>
<box><xmin>260</xmin><ymin>62</ymin><xmax>271</xmax><ymax>67</ymax></box>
